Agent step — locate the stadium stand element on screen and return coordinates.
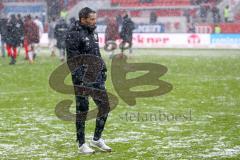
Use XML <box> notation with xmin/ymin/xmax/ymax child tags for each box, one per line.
<box><xmin>2</xmin><ymin>0</ymin><xmax>240</xmax><ymax>33</ymax></box>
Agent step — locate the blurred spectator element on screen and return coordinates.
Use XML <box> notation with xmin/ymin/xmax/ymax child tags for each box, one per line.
<box><xmin>211</xmin><ymin>5</ymin><xmax>221</xmax><ymax>23</ymax></box>
<box><xmin>214</xmin><ymin>24</ymin><xmax>221</xmax><ymax>33</ymax></box>
<box><xmin>105</xmin><ymin>17</ymin><xmax>119</xmax><ymax>43</ymax></box>
<box><xmin>48</xmin><ymin>17</ymin><xmax>57</xmax><ymax>57</ymax></box>
<box><xmin>105</xmin><ymin>16</ymin><xmax>119</xmax><ymax>58</ymax></box>
<box><xmin>224</xmin><ymin>5</ymin><xmax>230</xmax><ymax>22</ymax></box>
<box><xmin>34</xmin><ymin>16</ymin><xmax>44</xmax><ymax>56</ymax></box>
<box><xmin>54</xmin><ymin>18</ymin><xmax>68</xmax><ymax>62</ymax></box>
<box><xmin>187</xmin><ymin>23</ymin><xmax>196</xmax><ymax>33</ymax></box>
<box><xmin>24</xmin><ymin>15</ymin><xmax>40</xmax><ymax>63</ymax></box>
<box><xmin>150</xmin><ymin>11</ymin><xmax>157</xmax><ymax>24</ymax></box>
<box><xmin>229</xmin><ymin>7</ymin><xmax>234</xmax><ymax>23</ymax></box>
<box><xmin>6</xmin><ymin>15</ymin><xmax>19</xmax><ymax>65</ymax></box>
<box><xmin>60</xmin><ymin>8</ymin><xmax>68</xmax><ymax>20</ymax></box>
<box><xmin>200</xmin><ymin>5</ymin><xmax>208</xmax><ymax>22</ymax></box>
<box><xmin>120</xmin><ymin>12</ymin><xmax>135</xmax><ymax>54</ymax></box>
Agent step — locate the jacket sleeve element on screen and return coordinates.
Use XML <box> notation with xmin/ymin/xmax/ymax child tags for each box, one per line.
<box><xmin>66</xmin><ymin>28</ymin><xmax>86</xmax><ymax>77</ymax></box>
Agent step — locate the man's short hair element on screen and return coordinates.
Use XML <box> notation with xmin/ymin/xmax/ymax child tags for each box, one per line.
<box><xmin>78</xmin><ymin>7</ymin><xmax>96</xmax><ymax>21</ymax></box>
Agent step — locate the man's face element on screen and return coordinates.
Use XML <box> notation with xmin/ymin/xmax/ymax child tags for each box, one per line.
<box><xmin>81</xmin><ymin>13</ymin><xmax>97</xmax><ymax>26</ymax></box>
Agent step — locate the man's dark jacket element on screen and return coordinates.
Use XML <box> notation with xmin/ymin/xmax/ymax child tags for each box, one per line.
<box><xmin>65</xmin><ymin>21</ymin><xmax>107</xmax><ymax>85</ymax></box>
<box><xmin>5</xmin><ymin>18</ymin><xmax>20</xmax><ymax>47</ymax></box>
<box><xmin>120</xmin><ymin>15</ymin><xmax>135</xmax><ymax>43</ymax></box>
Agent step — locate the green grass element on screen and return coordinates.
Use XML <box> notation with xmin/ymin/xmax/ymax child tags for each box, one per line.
<box><xmin>0</xmin><ymin>48</ymin><xmax>240</xmax><ymax>160</ymax></box>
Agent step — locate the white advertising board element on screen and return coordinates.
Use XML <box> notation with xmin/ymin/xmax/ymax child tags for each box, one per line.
<box><xmin>39</xmin><ymin>33</ymin><xmax>240</xmax><ymax>49</ymax></box>
<box><xmin>98</xmin><ymin>33</ymin><xmax>211</xmax><ymax>48</ymax></box>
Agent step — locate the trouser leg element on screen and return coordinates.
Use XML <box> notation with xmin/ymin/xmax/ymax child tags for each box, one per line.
<box><xmin>92</xmin><ymin>85</ymin><xmax>110</xmax><ymax>141</ymax></box>
<box><xmin>24</xmin><ymin>39</ymin><xmax>29</xmax><ymax>59</ymax></box>
<box><xmin>12</xmin><ymin>47</ymin><xmax>17</xmax><ymax>59</ymax></box>
<box><xmin>76</xmin><ymin>96</ymin><xmax>89</xmax><ymax>146</ymax></box>
<box><xmin>6</xmin><ymin>44</ymin><xmax>12</xmax><ymax>57</ymax></box>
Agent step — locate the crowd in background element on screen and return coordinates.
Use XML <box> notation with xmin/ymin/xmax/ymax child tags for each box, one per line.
<box><xmin>0</xmin><ymin>0</ymin><xmax>239</xmax><ymax>64</ymax></box>
<box><xmin>0</xmin><ymin>9</ymin><xmax>136</xmax><ymax>64</ymax></box>
<box><xmin>0</xmin><ymin>14</ymin><xmax>72</xmax><ymax>64</ymax></box>
<box><xmin>0</xmin><ymin>14</ymin><xmax>41</xmax><ymax>64</ymax></box>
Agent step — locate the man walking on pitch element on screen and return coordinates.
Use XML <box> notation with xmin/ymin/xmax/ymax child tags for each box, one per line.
<box><xmin>33</xmin><ymin>16</ymin><xmax>43</xmax><ymax>58</ymax></box>
<box><xmin>66</xmin><ymin>7</ymin><xmax>111</xmax><ymax>154</ymax></box>
<box><xmin>6</xmin><ymin>15</ymin><xmax>19</xmax><ymax>65</ymax></box>
<box><xmin>24</xmin><ymin>15</ymin><xmax>39</xmax><ymax>64</ymax></box>
<box><xmin>54</xmin><ymin>18</ymin><xmax>68</xmax><ymax>62</ymax></box>
<box><xmin>48</xmin><ymin>17</ymin><xmax>57</xmax><ymax>57</ymax></box>
<box><xmin>120</xmin><ymin>11</ymin><xmax>135</xmax><ymax>54</ymax></box>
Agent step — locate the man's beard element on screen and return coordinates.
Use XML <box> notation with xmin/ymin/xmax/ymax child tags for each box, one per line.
<box><xmin>87</xmin><ymin>25</ymin><xmax>97</xmax><ymax>32</ymax></box>
<box><xmin>80</xmin><ymin>22</ymin><xmax>97</xmax><ymax>32</ymax></box>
